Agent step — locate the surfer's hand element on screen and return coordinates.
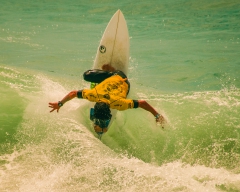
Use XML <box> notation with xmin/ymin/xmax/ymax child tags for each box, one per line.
<box><xmin>49</xmin><ymin>102</ymin><xmax>61</xmax><ymax>113</ymax></box>
<box><xmin>156</xmin><ymin>114</ymin><xmax>165</xmax><ymax>128</ymax></box>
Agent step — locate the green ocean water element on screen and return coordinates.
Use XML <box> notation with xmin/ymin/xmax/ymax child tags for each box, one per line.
<box><xmin>1</xmin><ymin>0</ymin><xmax>240</xmax><ymax>191</ymax></box>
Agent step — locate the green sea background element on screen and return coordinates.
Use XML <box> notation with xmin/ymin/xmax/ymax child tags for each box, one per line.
<box><xmin>1</xmin><ymin>0</ymin><xmax>240</xmax><ymax>191</ymax></box>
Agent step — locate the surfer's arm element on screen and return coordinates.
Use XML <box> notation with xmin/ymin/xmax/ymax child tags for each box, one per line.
<box><xmin>49</xmin><ymin>90</ymin><xmax>78</xmax><ymax>113</ymax></box>
<box><xmin>138</xmin><ymin>100</ymin><xmax>165</xmax><ymax>127</ymax></box>
<box><xmin>60</xmin><ymin>90</ymin><xmax>78</xmax><ymax>104</ymax></box>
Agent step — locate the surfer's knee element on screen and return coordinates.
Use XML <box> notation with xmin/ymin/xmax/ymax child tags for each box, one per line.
<box><xmin>102</xmin><ymin>64</ymin><xmax>116</xmax><ymax>72</ymax></box>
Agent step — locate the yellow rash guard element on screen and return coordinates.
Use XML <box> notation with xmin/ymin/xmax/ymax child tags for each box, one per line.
<box><xmin>78</xmin><ymin>75</ymin><xmax>137</xmax><ymax>110</ymax></box>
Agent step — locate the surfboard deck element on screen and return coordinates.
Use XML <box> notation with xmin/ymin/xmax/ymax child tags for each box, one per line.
<box><xmin>90</xmin><ymin>10</ymin><xmax>129</xmax><ymax>137</ymax></box>
<box><xmin>93</xmin><ymin>10</ymin><xmax>129</xmax><ymax>74</ymax></box>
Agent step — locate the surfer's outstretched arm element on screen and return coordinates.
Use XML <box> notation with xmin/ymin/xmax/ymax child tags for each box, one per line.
<box><xmin>138</xmin><ymin>100</ymin><xmax>165</xmax><ymax>127</ymax></box>
<box><xmin>49</xmin><ymin>90</ymin><xmax>78</xmax><ymax>113</ymax></box>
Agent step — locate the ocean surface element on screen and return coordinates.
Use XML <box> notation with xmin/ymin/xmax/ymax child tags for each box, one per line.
<box><xmin>1</xmin><ymin>0</ymin><xmax>240</xmax><ymax>191</ymax></box>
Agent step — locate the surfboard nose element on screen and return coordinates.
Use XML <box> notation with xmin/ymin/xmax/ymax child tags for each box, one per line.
<box><xmin>116</xmin><ymin>9</ymin><xmax>122</xmax><ymax>16</ymax></box>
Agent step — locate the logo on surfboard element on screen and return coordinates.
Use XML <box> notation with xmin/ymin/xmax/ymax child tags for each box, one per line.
<box><xmin>99</xmin><ymin>45</ymin><xmax>106</xmax><ymax>53</ymax></box>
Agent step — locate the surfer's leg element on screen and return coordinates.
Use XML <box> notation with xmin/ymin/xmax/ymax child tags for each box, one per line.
<box><xmin>102</xmin><ymin>64</ymin><xmax>116</xmax><ymax>72</ymax></box>
<box><xmin>83</xmin><ymin>69</ymin><xmax>113</xmax><ymax>83</ymax></box>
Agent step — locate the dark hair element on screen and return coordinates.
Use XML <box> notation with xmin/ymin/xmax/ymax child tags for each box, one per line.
<box><xmin>94</xmin><ymin>102</ymin><xmax>112</xmax><ymax>120</ymax></box>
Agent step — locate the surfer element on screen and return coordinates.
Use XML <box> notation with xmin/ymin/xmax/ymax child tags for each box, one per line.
<box><xmin>49</xmin><ymin>64</ymin><xmax>165</xmax><ymax>134</ymax></box>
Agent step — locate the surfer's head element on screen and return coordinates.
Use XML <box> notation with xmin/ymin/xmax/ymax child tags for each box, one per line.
<box><xmin>94</xmin><ymin>102</ymin><xmax>112</xmax><ymax>120</ymax></box>
<box><xmin>92</xmin><ymin>102</ymin><xmax>112</xmax><ymax>134</ymax></box>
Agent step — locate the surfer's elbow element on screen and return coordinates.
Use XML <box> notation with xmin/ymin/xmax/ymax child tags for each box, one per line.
<box><xmin>138</xmin><ymin>100</ymin><xmax>147</xmax><ymax>108</ymax></box>
<box><xmin>69</xmin><ymin>90</ymin><xmax>78</xmax><ymax>99</ymax></box>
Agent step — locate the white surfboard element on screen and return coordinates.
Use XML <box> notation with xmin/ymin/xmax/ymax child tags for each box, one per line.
<box><xmin>94</xmin><ymin>9</ymin><xmax>129</xmax><ymax>74</ymax></box>
<box><xmin>90</xmin><ymin>10</ymin><xmax>129</xmax><ymax>137</ymax></box>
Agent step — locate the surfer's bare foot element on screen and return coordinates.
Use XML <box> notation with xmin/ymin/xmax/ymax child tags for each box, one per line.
<box><xmin>102</xmin><ymin>64</ymin><xmax>116</xmax><ymax>72</ymax></box>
